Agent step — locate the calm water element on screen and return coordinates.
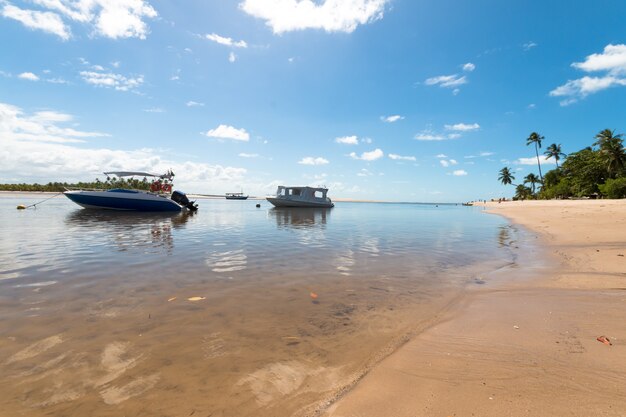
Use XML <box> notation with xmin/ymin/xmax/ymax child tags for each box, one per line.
<box><xmin>1</xmin><ymin>196</ymin><xmax>513</xmax><ymax>291</ymax></box>
<box><xmin>0</xmin><ymin>195</ymin><xmax>524</xmax><ymax>417</ymax></box>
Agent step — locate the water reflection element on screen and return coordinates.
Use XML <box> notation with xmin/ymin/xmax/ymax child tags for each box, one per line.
<box><xmin>65</xmin><ymin>210</ymin><xmax>194</xmax><ymax>253</ymax></box>
<box><xmin>268</xmin><ymin>208</ymin><xmax>330</xmax><ymax>229</ymax></box>
<box><xmin>206</xmin><ymin>249</ymin><xmax>248</xmax><ymax>273</ymax></box>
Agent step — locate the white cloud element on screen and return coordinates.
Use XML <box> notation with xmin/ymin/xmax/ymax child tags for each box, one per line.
<box><xmin>186</xmin><ymin>101</ymin><xmax>205</xmax><ymax>107</ymax></box>
<box><xmin>550</xmin><ymin>44</ymin><xmax>626</xmax><ymax>105</ymax></box>
<box><xmin>381</xmin><ymin>114</ymin><xmax>403</xmax><ymax>123</ymax></box>
<box><xmin>239</xmin><ymin>0</ymin><xmax>389</xmax><ymax>34</ymax></box>
<box><xmin>299</xmin><ymin>156</ymin><xmax>329</xmax><ymax>165</ymax></box>
<box><xmin>205</xmin><ymin>124</ymin><xmax>250</xmax><ymax>142</ymax></box>
<box><xmin>18</xmin><ymin>72</ymin><xmax>39</xmax><ymax>81</ymax></box>
<box><xmin>439</xmin><ymin>159</ymin><xmax>458</xmax><ymax>168</ymax></box>
<box><xmin>239</xmin><ymin>153</ymin><xmax>259</xmax><ymax>158</ymax></box>
<box><xmin>46</xmin><ymin>77</ymin><xmax>68</xmax><ymax>84</ymax></box>
<box><xmin>229</xmin><ymin>52</ymin><xmax>236</xmax><ymax>63</ymax></box>
<box><xmin>80</xmin><ymin>70</ymin><xmax>143</xmax><ymax>92</ymax></box>
<box><xmin>388</xmin><ymin>153</ymin><xmax>415</xmax><ymax>161</ymax></box>
<box><xmin>336</xmin><ymin>135</ymin><xmax>359</xmax><ymax>145</ymax></box>
<box><xmin>447</xmin><ymin>133</ymin><xmax>461</xmax><ymax>139</ymax></box>
<box><xmin>425</xmin><ymin>74</ymin><xmax>467</xmax><ymax>88</ymax></box>
<box><xmin>143</xmin><ymin>107</ymin><xmax>164</xmax><ymax>113</ymax></box>
<box><xmin>452</xmin><ymin>170</ymin><xmax>467</xmax><ymax>176</ymax></box>
<box><xmin>550</xmin><ymin>76</ymin><xmax>626</xmax><ymax>105</ymax></box>
<box><xmin>361</xmin><ymin>137</ymin><xmax>372</xmax><ymax>144</ymax></box>
<box><xmin>436</xmin><ymin>154</ymin><xmax>447</xmax><ymax>158</ymax></box>
<box><xmin>0</xmin><ymin>102</ymin><xmax>108</xmax><ymax>144</ymax></box>
<box><xmin>1</xmin><ymin>4</ymin><xmax>70</xmax><ymax>40</ymax></box>
<box><xmin>205</xmin><ymin>33</ymin><xmax>247</xmax><ymax>48</ymax></box>
<box><xmin>572</xmin><ymin>44</ymin><xmax>626</xmax><ymax>74</ymax></box>
<box><xmin>479</xmin><ymin>151</ymin><xmax>494</xmax><ymax>157</ymax></box>
<box><xmin>516</xmin><ymin>155</ymin><xmax>556</xmax><ymax>166</ymax></box>
<box><xmin>523</xmin><ymin>41</ymin><xmax>537</xmax><ymax>51</ymax></box>
<box><xmin>445</xmin><ymin>123</ymin><xmax>480</xmax><ymax>132</ymax></box>
<box><xmin>349</xmin><ymin>148</ymin><xmax>384</xmax><ymax>161</ymax></box>
<box><xmin>414</xmin><ymin>130</ymin><xmax>446</xmax><ymax>141</ymax></box>
<box><xmin>3</xmin><ymin>0</ymin><xmax>158</xmax><ymax>40</ymax></box>
<box><xmin>357</xmin><ymin>168</ymin><xmax>372</xmax><ymax>177</ymax></box>
<box><xmin>462</xmin><ymin>62</ymin><xmax>475</xmax><ymax>72</ymax></box>
<box><xmin>1</xmin><ymin>102</ymin><xmax>247</xmax><ymax>189</ymax></box>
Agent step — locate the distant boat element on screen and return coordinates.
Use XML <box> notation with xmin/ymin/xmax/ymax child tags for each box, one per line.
<box><xmin>225</xmin><ymin>192</ymin><xmax>249</xmax><ymax>200</ymax></box>
<box><xmin>266</xmin><ymin>186</ymin><xmax>334</xmax><ymax>208</ymax></box>
<box><xmin>64</xmin><ymin>171</ymin><xmax>198</xmax><ymax>212</ymax></box>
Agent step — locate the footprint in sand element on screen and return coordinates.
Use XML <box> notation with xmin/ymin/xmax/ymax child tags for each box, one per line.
<box><xmin>202</xmin><ymin>332</ymin><xmax>227</xmax><ymax>359</ymax></box>
<box><xmin>6</xmin><ymin>337</ymin><xmax>159</xmax><ymax>408</ymax></box>
<box><xmin>99</xmin><ymin>373</ymin><xmax>160</xmax><ymax>405</ymax></box>
<box><xmin>93</xmin><ymin>342</ymin><xmax>143</xmax><ymax>387</ymax></box>
<box><xmin>5</xmin><ymin>334</ymin><xmax>64</xmax><ymax>364</ymax></box>
<box><xmin>237</xmin><ymin>361</ymin><xmax>343</xmax><ymax>406</ymax></box>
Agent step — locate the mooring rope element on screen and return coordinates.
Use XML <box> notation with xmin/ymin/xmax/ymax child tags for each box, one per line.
<box><xmin>17</xmin><ymin>192</ymin><xmax>64</xmax><ymax>209</ymax></box>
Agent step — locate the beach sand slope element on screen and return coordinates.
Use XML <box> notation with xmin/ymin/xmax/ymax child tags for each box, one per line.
<box><xmin>324</xmin><ymin>200</ymin><xmax>626</xmax><ymax>417</ymax></box>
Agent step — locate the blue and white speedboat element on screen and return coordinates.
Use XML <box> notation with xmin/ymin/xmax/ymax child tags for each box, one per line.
<box><xmin>64</xmin><ymin>171</ymin><xmax>198</xmax><ymax>212</ymax></box>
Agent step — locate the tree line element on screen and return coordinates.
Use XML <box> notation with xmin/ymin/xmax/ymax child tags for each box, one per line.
<box><xmin>499</xmin><ymin>129</ymin><xmax>626</xmax><ymax>200</ymax></box>
<box><xmin>0</xmin><ymin>177</ymin><xmax>152</xmax><ymax>192</ymax></box>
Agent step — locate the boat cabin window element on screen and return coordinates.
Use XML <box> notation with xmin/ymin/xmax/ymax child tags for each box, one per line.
<box><xmin>291</xmin><ymin>188</ymin><xmax>301</xmax><ymax>196</ymax></box>
<box><xmin>314</xmin><ymin>190</ymin><xmax>324</xmax><ymax>198</ymax></box>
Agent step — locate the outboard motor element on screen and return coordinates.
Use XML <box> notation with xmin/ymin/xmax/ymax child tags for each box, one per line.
<box><xmin>171</xmin><ymin>190</ymin><xmax>198</xmax><ymax>211</ymax></box>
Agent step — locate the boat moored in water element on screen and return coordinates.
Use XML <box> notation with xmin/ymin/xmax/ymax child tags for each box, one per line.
<box><xmin>266</xmin><ymin>186</ymin><xmax>334</xmax><ymax>208</ymax></box>
<box><xmin>64</xmin><ymin>171</ymin><xmax>198</xmax><ymax>212</ymax></box>
<box><xmin>225</xmin><ymin>192</ymin><xmax>249</xmax><ymax>200</ymax></box>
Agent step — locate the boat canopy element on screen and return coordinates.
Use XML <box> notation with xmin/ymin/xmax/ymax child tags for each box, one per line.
<box><xmin>104</xmin><ymin>171</ymin><xmax>174</xmax><ymax>180</ymax></box>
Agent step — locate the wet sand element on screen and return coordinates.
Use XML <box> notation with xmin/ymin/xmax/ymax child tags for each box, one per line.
<box><xmin>0</xmin><ymin>240</ymin><xmax>511</xmax><ymax>415</ymax></box>
<box><xmin>324</xmin><ymin>199</ymin><xmax>626</xmax><ymax>417</ymax></box>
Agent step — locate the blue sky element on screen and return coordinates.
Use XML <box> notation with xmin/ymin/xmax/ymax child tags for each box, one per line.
<box><xmin>1</xmin><ymin>0</ymin><xmax>625</xmax><ymax>202</ymax></box>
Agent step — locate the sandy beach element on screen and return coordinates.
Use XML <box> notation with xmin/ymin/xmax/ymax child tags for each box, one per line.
<box><xmin>325</xmin><ymin>200</ymin><xmax>626</xmax><ymax>417</ymax></box>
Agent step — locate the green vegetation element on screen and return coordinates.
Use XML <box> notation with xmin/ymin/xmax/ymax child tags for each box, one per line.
<box><xmin>498</xmin><ymin>167</ymin><xmax>515</xmax><ymax>186</ymax></box>
<box><xmin>544</xmin><ymin>143</ymin><xmax>565</xmax><ymax>168</ymax></box>
<box><xmin>0</xmin><ymin>177</ymin><xmax>151</xmax><ymax>192</ymax></box>
<box><xmin>526</xmin><ymin>132</ymin><xmax>544</xmax><ymax>182</ymax></box>
<box><xmin>499</xmin><ymin>128</ymin><xmax>626</xmax><ymax>200</ymax></box>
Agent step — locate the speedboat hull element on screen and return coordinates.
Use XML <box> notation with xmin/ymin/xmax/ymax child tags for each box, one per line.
<box><xmin>64</xmin><ymin>189</ymin><xmax>183</xmax><ymax>212</ymax></box>
<box><xmin>266</xmin><ymin>197</ymin><xmax>334</xmax><ymax>208</ymax></box>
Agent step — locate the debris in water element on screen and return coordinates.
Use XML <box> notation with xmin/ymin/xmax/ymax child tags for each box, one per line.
<box><xmin>513</xmin><ymin>325</ymin><xmax>520</xmax><ymax>329</ymax></box>
<box><xmin>596</xmin><ymin>336</ymin><xmax>612</xmax><ymax>346</ymax></box>
<box><xmin>310</xmin><ymin>292</ymin><xmax>318</xmax><ymax>299</ymax></box>
<box><xmin>168</xmin><ymin>297</ymin><xmax>177</xmax><ymax>302</ymax></box>
<box><xmin>187</xmin><ymin>297</ymin><xmax>206</xmax><ymax>302</ymax></box>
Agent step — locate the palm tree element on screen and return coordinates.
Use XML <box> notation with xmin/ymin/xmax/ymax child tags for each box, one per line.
<box><xmin>523</xmin><ymin>173</ymin><xmax>540</xmax><ymax>194</ymax></box>
<box><xmin>594</xmin><ymin>129</ymin><xmax>625</xmax><ymax>178</ymax></box>
<box><xmin>526</xmin><ymin>132</ymin><xmax>544</xmax><ymax>182</ymax></box>
<box><xmin>515</xmin><ymin>184</ymin><xmax>533</xmax><ymax>200</ymax></box>
<box><xmin>544</xmin><ymin>143</ymin><xmax>566</xmax><ymax>168</ymax></box>
<box><xmin>498</xmin><ymin>167</ymin><xmax>515</xmax><ymax>186</ymax></box>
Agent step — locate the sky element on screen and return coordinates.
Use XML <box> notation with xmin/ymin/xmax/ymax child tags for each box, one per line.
<box><xmin>1</xmin><ymin>0</ymin><xmax>625</xmax><ymax>202</ymax></box>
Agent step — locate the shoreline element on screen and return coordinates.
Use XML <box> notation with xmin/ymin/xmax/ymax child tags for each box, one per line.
<box><xmin>323</xmin><ymin>199</ymin><xmax>626</xmax><ymax>417</ymax></box>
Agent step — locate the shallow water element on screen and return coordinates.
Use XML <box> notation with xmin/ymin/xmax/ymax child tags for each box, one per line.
<box><xmin>0</xmin><ymin>195</ymin><xmax>521</xmax><ymax>416</ymax></box>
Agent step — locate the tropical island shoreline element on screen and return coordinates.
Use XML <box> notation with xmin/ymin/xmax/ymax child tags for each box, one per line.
<box><xmin>322</xmin><ymin>199</ymin><xmax>626</xmax><ymax>417</ymax></box>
